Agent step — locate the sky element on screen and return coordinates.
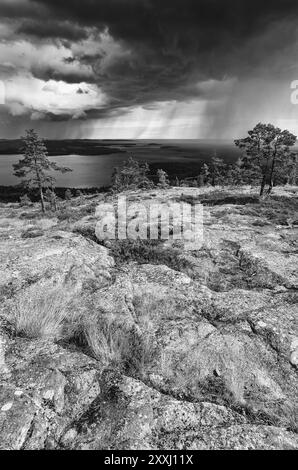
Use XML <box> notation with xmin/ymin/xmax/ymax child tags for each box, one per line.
<box><xmin>1</xmin><ymin>0</ymin><xmax>298</xmax><ymax>139</ymax></box>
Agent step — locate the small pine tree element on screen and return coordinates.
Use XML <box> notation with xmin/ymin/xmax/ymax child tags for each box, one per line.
<box><xmin>19</xmin><ymin>194</ymin><xmax>32</xmax><ymax>207</ymax></box>
<box><xmin>13</xmin><ymin>129</ymin><xmax>72</xmax><ymax>212</ymax></box>
<box><xmin>197</xmin><ymin>173</ymin><xmax>205</xmax><ymax>187</ymax></box>
<box><xmin>175</xmin><ymin>177</ymin><xmax>180</xmax><ymax>187</ymax></box>
<box><xmin>44</xmin><ymin>188</ymin><xmax>58</xmax><ymax>211</ymax></box>
<box><xmin>111</xmin><ymin>167</ymin><xmax>122</xmax><ymax>192</ymax></box>
<box><xmin>210</xmin><ymin>154</ymin><xmax>227</xmax><ymax>186</ymax></box>
<box><xmin>111</xmin><ymin>157</ymin><xmax>153</xmax><ymax>192</ymax></box>
<box><xmin>74</xmin><ymin>189</ymin><xmax>85</xmax><ymax>205</ymax></box>
<box><xmin>157</xmin><ymin>169</ymin><xmax>170</xmax><ymax>189</ymax></box>
<box><xmin>227</xmin><ymin>158</ymin><xmax>244</xmax><ymax>186</ymax></box>
<box><xmin>65</xmin><ymin>189</ymin><xmax>72</xmax><ymax>201</ymax></box>
<box><xmin>201</xmin><ymin>163</ymin><xmax>211</xmax><ymax>185</ymax></box>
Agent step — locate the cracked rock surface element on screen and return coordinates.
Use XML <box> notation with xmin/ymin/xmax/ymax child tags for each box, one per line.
<box><xmin>0</xmin><ymin>187</ymin><xmax>297</xmax><ymax>449</ymax></box>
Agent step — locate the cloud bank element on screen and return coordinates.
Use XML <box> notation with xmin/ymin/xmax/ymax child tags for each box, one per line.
<box><xmin>0</xmin><ymin>0</ymin><xmax>298</xmax><ymax>138</ymax></box>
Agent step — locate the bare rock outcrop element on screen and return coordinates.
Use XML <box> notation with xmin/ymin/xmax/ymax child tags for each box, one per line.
<box><xmin>0</xmin><ymin>188</ymin><xmax>297</xmax><ymax>449</ymax></box>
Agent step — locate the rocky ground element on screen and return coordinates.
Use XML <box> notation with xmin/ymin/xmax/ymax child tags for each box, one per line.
<box><xmin>0</xmin><ymin>186</ymin><xmax>297</xmax><ymax>450</ymax></box>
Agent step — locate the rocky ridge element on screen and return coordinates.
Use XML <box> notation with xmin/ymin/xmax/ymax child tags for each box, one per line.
<box><xmin>0</xmin><ymin>187</ymin><xmax>297</xmax><ymax>450</ymax></box>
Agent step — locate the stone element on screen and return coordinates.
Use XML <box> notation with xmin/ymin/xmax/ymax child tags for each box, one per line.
<box><xmin>1</xmin><ymin>402</ymin><xmax>13</xmax><ymax>412</ymax></box>
<box><xmin>0</xmin><ymin>188</ymin><xmax>297</xmax><ymax>449</ymax></box>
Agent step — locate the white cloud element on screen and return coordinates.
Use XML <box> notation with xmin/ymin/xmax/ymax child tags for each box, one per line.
<box><xmin>5</xmin><ymin>75</ymin><xmax>107</xmax><ymax>118</ymax></box>
<box><xmin>0</xmin><ymin>40</ymin><xmax>94</xmax><ymax>80</ymax></box>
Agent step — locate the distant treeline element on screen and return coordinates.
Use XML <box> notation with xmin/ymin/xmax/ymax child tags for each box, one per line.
<box><xmin>0</xmin><ymin>185</ymin><xmax>108</xmax><ymax>203</ymax></box>
<box><xmin>3</xmin><ymin>123</ymin><xmax>298</xmax><ymax>205</ymax></box>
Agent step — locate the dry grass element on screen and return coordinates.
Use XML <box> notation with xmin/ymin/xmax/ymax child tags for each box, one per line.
<box><xmin>64</xmin><ymin>294</ymin><xmax>157</xmax><ymax>375</ymax></box>
<box><xmin>75</xmin><ymin>313</ymin><xmax>133</xmax><ymax>366</ymax></box>
<box><xmin>9</xmin><ymin>282</ymin><xmax>73</xmax><ymax>339</ymax></box>
<box><xmin>6</xmin><ymin>280</ymin><xmax>155</xmax><ymax>375</ymax></box>
<box><xmin>69</xmin><ymin>309</ymin><xmax>155</xmax><ymax>375</ymax></box>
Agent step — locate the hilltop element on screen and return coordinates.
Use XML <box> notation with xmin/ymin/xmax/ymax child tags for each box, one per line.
<box><xmin>0</xmin><ymin>186</ymin><xmax>297</xmax><ymax>450</ymax></box>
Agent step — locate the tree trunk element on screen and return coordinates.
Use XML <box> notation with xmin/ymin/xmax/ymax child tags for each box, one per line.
<box><xmin>260</xmin><ymin>174</ymin><xmax>266</xmax><ymax>196</ymax></box>
<box><xmin>267</xmin><ymin>179</ymin><xmax>273</xmax><ymax>195</ymax></box>
<box><xmin>40</xmin><ymin>187</ymin><xmax>45</xmax><ymax>213</ymax></box>
<box><xmin>291</xmin><ymin>157</ymin><xmax>297</xmax><ymax>185</ymax></box>
<box><xmin>267</xmin><ymin>158</ymin><xmax>276</xmax><ymax>195</ymax></box>
<box><xmin>51</xmin><ymin>185</ymin><xmax>57</xmax><ymax>211</ymax></box>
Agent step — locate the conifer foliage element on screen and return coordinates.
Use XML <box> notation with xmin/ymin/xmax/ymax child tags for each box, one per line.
<box><xmin>13</xmin><ymin>129</ymin><xmax>72</xmax><ymax>212</ymax></box>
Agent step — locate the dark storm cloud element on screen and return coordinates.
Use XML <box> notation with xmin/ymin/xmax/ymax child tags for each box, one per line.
<box><xmin>31</xmin><ymin>103</ymin><xmax>129</xmax><ymax>122</ymax></box>
<box><xmin>3</xmin><ymin>0</ymin><xmax>298</xmax><ymax>123</ymax></box>
<box><xmin>15</xmin><ymin>0</ymin><xmax>297</xmax><ymax>108</ymax></box>
<box><xmin>17</xmin><ymin>20</ymin><xmax>89</xmax><ymax>41</ymax></box>
<box><xmin>30</xmin><ymin>0</ymin><xmax>298</xmax><ymax>64</ymax></box>
<box><xmin>0</xmin><ymin>0</ymin><xmax>46</xmax><ymax>19</ymax></box>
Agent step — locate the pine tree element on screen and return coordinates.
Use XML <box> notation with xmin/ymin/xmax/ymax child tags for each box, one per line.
<box><xmin>175</xmin><ymin>177</ymin><xmax>180</xmax><ymax>187</ymax></box>
<box><xmin>111</xmin><ymin>157</ymin><xmax>153</xmax><ymax>192</ymax></box>
<box><xmin>44</xmin><ymin>188</ymin><xmax>58</xmax><ymax>211</ymax></box>
<box><xmin>228</xmin><ymin>158</ymin><xmax>244</xmax><ymax>186</ymax></box>
<box><xmin>13</xmin><ymin>129</ymin><xmax>72</xmax><ymax>212</ymax></box>
<box><xmin>201</xmin><ymin>163</ymin><xmax>210</xmax><ymax>185</ymax></box>
<box><xmin>19</xmin><ymin>194</ymin><xmax>32</xmax><ymax>207</ymax></box>
<box><xmin>157</xmin><ymin>169</ymin><xmax>170</xmax><ymax>188</ymax></box>
<box><xmin>285</xmin><ymin>152</ymin><xmax>297</xmax><ymax>185</ymax></box>
<box><xmin>235</xmin><ymin>123</ymin><xmax>296</xmax><ymax>195</ymax></box>
<box><xmin>65</xmin><ymin>189</ymin><xmax>73</xmax><ymax>201</ymax></box>
<box><xmin>197</xmin><ymin>173</ymin><xmax>205</xmax><ymax>187</ymax></box>
<box><xmin>210</xmin><ymin>154</ymin><xmax>227</xmax><ymax>186</ymax></box>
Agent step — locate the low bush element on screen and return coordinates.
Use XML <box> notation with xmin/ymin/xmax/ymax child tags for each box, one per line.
<box><xmin>108</xmin><ymin>239</ymin><xmax>191</xmax><ymax>273</ymax></box>
<box><xmin>57</xmin><ymin>203</ymin><xmax>97</xmax><ymax>222</ymax></box>
<box><xmin>72</xmin><ymin>225</ymin><xmax>97</xmax><ymax>242</ymax></box>
<box><xmin>111</xmin><ymin>157</ymin><xmax>154</xmax><ymax>192</ymax></box>
<box><xmin>21</xmin><ymin>227</ymin><xmax>44</xmax><ymax>238</ymax></box>
<box><xmin>19</xmin><ymin>194</ymin><xmax>32</xmax><ymax>207</ymax></box>
<box><xmin>19</xmin><ymin>211</ymin><xmax>45</xmax><ymax>220</ymax></box>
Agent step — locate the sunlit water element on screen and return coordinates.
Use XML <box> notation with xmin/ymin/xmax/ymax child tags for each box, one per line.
<box><xmin>0</xmin><ymin>139</ymin><xmax>241</xmax><ymax>188</ymax></box>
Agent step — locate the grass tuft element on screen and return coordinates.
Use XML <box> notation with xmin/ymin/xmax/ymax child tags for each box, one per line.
<box><xmin>9</xmin><ymin>282</ymin><xmax>72</xmax><ymax>339</ymax></box>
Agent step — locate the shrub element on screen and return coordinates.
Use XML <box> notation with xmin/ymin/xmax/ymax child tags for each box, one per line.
<box><xmin>252</xmin><ymin>197</ymin><xmax>298</xmax><ymax>225</ymax></box>
<box><xmin>56</xmin><ymin>208</ymin><xmax>76</xmax><ymax>221</ymax></box>
<box><xmin>108</xmin><ymin>239</ymin><xmax>190</xmax><ymax>273</ymax></box>
<box><xmin>57</xmin><ymin>203</ymin><xmax>97</xmax><ymax>222</ymax></box>
<box><xmin>111</xmin><ymin>157</ymin><xmax>154</xmax><ymax>192</ymax></box>
<box><xmin>20</xmin><ymin>211</ymin><xmax>45</xmax><ymax>220</ymax></box>
<box><xmin>65</xmin><ymin>189</ymin><xmax>72</xmax><ymax>200</ymax></box>
<box><xmin>44</xmin><ymin>188</ymin><xmax>58</xmax><ymax>211</ymax></box>
<box><xmin>19</xmin><ymin>194</ymin><xmax>32</xmax><ymax>207</ymax></box>
<box><xmin>73</xmin><ymin>225</ymin><xmax>97</xmax><ymax>242</ymax></box>
<box><xmin>21</xmin><ymin>227</ymin><xmax>44</xmax><ymax>238</ymax></box>
<box><xmin>157</xmin><ymin>169</ymin><xmax>170</xmax><ymax>189</ymax></box>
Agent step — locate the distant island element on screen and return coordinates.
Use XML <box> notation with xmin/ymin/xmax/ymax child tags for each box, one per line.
<box><xmin>0</xmin><ymin>139</ymin><xmax>130</xmax><ymax>156</ymax></box>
